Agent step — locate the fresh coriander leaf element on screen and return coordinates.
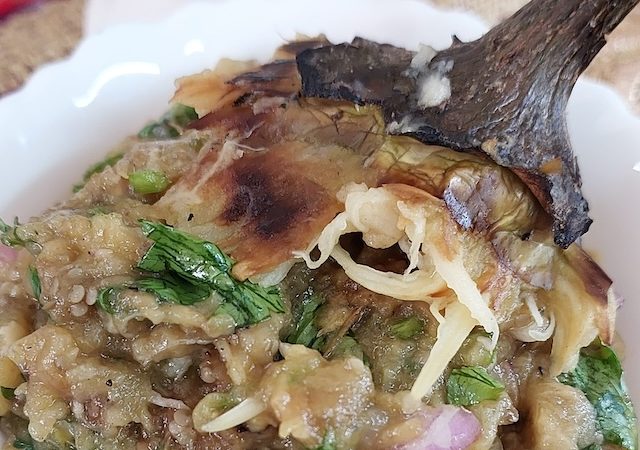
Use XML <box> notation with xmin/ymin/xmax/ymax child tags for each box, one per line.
<box><xmin>330</xmin><ymin>336</ymin><xmax>365</xmax><ymax>361</ymax></box>
<box><xmin>166</xmin><ymin>104</ymin><xmax>198</xmax><ymax>127</ymax></box>
<box><xmin>216</xmin><ymin>302</ymin><xmax>251</xmax><ymax>328</ymax></box>
<box><xmin>1</xmin><ymin>386</ymin><xmax>15</xmax><ymax>399</ymax></box>
<box><xmin>224</xmin><ymin>282</ymin><xmax>283</xmax><ymax>327</ymax></box>
<box><xmin>286</xmin><ymin>291</ymin><xmax>324</xmax><ymax>347</ymax></box>
<box><xmin>101</xmin><ymin>278</ymin><xmax>211</xmax><ymax>314</ymax></box>
<box><xmin>138</xmin><ymin>121</ymin><xmax>180</xmax><ymax>140</ymax></box>
<box><xmin>96</xmin><ymin>286</ymin><xmax>125</xmax><ymax>314</ymax></box>
<box><xmin>138</xmin><ymin>104</ymin><xmax>198</xmax><ymax>140</ymax></box>
<box><xmin>138</xmin><ymin>220</ymin><xmax>233</xmax><ymax>279</ymax></box>
<box><xmin>133</xmin><ymin>274</ymin><xmax>211</xmax><ymax>305</ymax></box>
<box><xmin>313</xmin><ymin>430</ymin><xmax>337</xmax><ymax>450</ymax></box>
<box><xmin>558</xmin><ymin>341</ymin><xmax>637</xmax><ymax>450</ymax></box>
<box><xmin>73</xmin><ymin>152</ymin><xmax>124</xmax><ymax>192</ymax></box>
<box><xmin>390</xmin><ymin>316</ymin><xmax>424</xmax><ymax>340</ymax></box>
<box><xmin>129</xmin><ymin>170</ymin><xmax>170</xmax><ymax>195</ymax></box>
<box><xmin>27</xmin><ymin>266</ymin><xmax>41</xmax><ymax>300</ymax></box>
<box><xmin>137</xmin><ymin>220</ymin><xmax>283</xmax><ymax>327</ymax></box>
<box><xmin>447</xmin><ymin>366</ymin><xmax>505</xmax><ymax>406</ymax></box>
<box><xmin>13</xmin><ymin>438</ymin><xmax>35</xmax><ymax>450</ymax></box>
<box><xmin>211</xmin><ymin>284</ymin><xmax>281</xmax><ymax>327</ymax></box>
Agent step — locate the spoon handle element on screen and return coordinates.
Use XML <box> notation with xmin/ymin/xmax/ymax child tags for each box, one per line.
<box><xmin>296</xmin><ymin>0</ymin><xmax>640</xmax><ymax>247</ymax></box>
<box><xmin>436</xmin><ymin>0</ymin><xmax>640</xmax><ymax>140</ymax></box>
<box><xmin>430</xmin><ymin>0</ymin><xmax>640</xmax><ymax>247</ymax></box>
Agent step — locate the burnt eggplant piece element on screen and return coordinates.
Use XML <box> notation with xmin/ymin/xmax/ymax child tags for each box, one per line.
<box><xmin>296</xmin><ymin>0</ymin><xmax>639</xmax><ymax>248</ymax></box>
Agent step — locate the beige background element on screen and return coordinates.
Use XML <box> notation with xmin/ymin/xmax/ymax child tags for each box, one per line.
<box><xmin>0</xmin><ymin>0</ymin><xmax>639</xmax><ymax>112</ymax></box>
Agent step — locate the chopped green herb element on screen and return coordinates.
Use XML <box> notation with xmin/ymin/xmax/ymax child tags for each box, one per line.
<box><xmin>330</xmin><ymin>336</ymin><xmax>365</xmax><ymax>361</ymax></box>
<box><xmin>138</xmin><ymin>104</ymin><xmax>198</xmax><ymax>140</ymax></box>
<box><xmin>0</xmin><ymin>218</ymin><xmax>40</xmax><ymax>255</ymax></box>
<box><xmin>166</xmin><ymin>104</ymin><xmax>199</xmax><ymax>127</ymax></box>
<box><xmin>0</xmin><ymin>218</ymin><xmax>28</xmax><ymax>248</ymax></box>
<box><xmin>232</xmin><ymin>283</ymin><xmax>283</xmax><ymax>323</ymax></box>
<box><xmin>27</xmin><ymin>266</ymin><xmax>41</xmax><ymax>300</ymax></box>
<box><xmin>138</xmin><ymin>220</ymin><xmax>233</xmax><ymax>277</ymax></box>
<box><xmin>218</xmin><ymin>277</ymin><xmax>283</xmax><ymax>327</ymax></box>
<box><xmin>558</xmin><ymin>341</ymin><xmax>637</xmax><ymax>450</ymax></box>
<box><xmin>447</xmin><ymin>366</ymin><xmax>505</xmax><ymax>406</ymax></box>
<box><xmin>73</xmin><ymin>152</ymin><xmax>124</xmax><ymax>192</ymax></box>
<box><xmin>138</xmin><ymin>122</ymin><xmax>180</xmax><ymax>140</ymax></box>
<box><xmin>1</xmin><ymin>386</ymin><xmax>15</xmax><ymax>399</ymax></box>
<box><xmin>313</xmin><ymin>430</ymin><xmax>337</xmax><ymax>450</ymax></box>
<box><xmin>98</xmin><ymin>221</ymin><xmax>284</xmax><ymax>328</ymax></box>
<box><xmin>286</xmin><ymin>291</ymin><xmax>324</xmax><ymax>347</ymax></box>
<box><xmin>96</xmin><ymin>287</ymin><xmax>124</xmax><ymax>314</ymax></box>
<box><xmin>83</xmin><ymin>153</ymin><xmax>124</xmax><ymax>179</ymax></box>
<box><xmin>133</xmin><ymin>274</ymin><xmax>211</xmax><ymax>305</ymax></box>
<box><xmin>128</xmin><ymin>170</ymin><xmax>170</xmax><ymax>195</ymax></box>
<box><xmin>133</xmin><ymin>221</ymin><xmax>283</xmax><ymax>327</ymax></box>
<box><xmin>390</xmin><ymin>316</ymin><xmax>424</xmax><ymax>340</ymax></box>
<box><xmin>13</xmin><ymin>437</ymin><xmax>35</xmax><ymax>450</ymax></box>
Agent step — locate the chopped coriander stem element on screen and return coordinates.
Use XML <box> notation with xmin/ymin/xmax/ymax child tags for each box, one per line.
<box><xmin>0</xmin><ymin>218</ymin><xmax>29</xmax><ymax>248</ymax></box>
<box><xmin>129</xmin><ymin>170</ymin><xmax>170</xmax><ymax>195</ymax></box>
<box><xmin>27</xmin><ymin>266</ymin><xmax>41</xmax><ymax>300</ymax></box>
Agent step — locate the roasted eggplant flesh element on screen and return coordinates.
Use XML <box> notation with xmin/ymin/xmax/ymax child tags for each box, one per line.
<box><xmin>0</xmin><ymin>14</ymin><xmax>637</xmax><ymax>450</ymax></box>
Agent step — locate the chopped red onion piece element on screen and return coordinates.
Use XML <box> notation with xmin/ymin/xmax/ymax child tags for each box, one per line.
<box><xmin>0</xmin><ymin>244</ymin><xmax>18</xmax><ymax>264</ymax></box>
<box><xmin>394</xmin><ymin>405</ymin><xmax>480</xmax><ymax>450</ymax></box>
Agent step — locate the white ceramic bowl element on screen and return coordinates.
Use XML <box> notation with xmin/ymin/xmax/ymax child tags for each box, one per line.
<box><xmin>0</xmin><ymin>0</ymin><xmax>638</xmax><ymax>403</ymax></box>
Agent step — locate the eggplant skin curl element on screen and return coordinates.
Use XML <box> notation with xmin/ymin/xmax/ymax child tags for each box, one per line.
<box><xmin>0</xmin><ymin>38</ymin><xmax>635</xmax><ymax>450</ymax></box>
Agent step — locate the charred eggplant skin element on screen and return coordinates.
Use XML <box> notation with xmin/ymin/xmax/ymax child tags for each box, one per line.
<box><xmin>297</xmin><ymin>0</ymin><xmax>639</xmax><ymax>248</ymax></box>
<box><xmin>295</xmin><ymin>37</ymin><xmax>591</xmax><ymax>248</ymax></box>
<box><xmin>297</xmin><ymin>38</ymin><xmax>414</xmax><ymax>110</ymax></box>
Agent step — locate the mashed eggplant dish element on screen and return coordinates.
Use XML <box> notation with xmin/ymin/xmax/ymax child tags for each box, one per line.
<box><xmin>0</xmin><ymin>37</ymin><xmax>636</xmax><ymax>450</ymax></box>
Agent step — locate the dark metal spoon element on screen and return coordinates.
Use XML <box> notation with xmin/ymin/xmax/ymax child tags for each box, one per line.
<box><xmin>296</xmin><ymin>0</ymin><xmax>639</xmax><ymax>248</ymax></box>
